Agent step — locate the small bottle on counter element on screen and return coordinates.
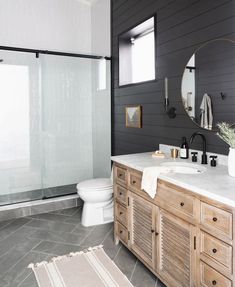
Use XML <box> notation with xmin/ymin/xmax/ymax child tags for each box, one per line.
<box><xmin>180</xmin><ymin>137</ymin><xmax>189</xmax><ymax>159</ymax></box>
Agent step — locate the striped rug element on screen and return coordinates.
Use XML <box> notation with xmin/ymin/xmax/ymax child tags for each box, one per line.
<box><xmin>29</xmin><ymin>245</ymin><xmax>133</xmax><ymax>287</ymax></box>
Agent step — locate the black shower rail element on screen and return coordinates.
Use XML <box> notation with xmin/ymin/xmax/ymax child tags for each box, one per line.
<box><xmin>0</xmin><ymin>45</ymin><xmax>111</xmax><ymax>60</ymax></box>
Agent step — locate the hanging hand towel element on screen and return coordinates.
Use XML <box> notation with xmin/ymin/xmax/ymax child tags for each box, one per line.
<box><xmin>141</xmin><ymin>166</ymin><xmax>171</xmax><ymax>198</ymax></box>
<box><xmin>200</xmin><ymin>93</ymin><xmax>213</xmax><ymax>130</ymax></box>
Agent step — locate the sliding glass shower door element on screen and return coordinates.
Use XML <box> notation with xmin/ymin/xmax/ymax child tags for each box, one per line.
<box><xmin>0</xmin><ymin>50</ymin><xmax>111</xmax><ymax>206</ymax></box>
<box><xmin>0</xmin><ymin>51</ymin><xmax>43</xmax><ymax>205</ymax></box>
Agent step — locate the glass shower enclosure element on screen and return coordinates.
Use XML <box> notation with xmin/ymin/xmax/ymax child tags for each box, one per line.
<box><xmin>0</xmin><ymin>49</ymin><xmax>111</xmax><ymax>206</ymax></box>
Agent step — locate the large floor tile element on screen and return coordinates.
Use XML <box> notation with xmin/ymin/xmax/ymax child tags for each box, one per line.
<box><xmin>113</xmin><ymin>244</ymin><xmax>138</xmax><ymax>280</ymax></box>
<box><xmin>0</xmin><ymin>238</ymin><xmax>41</xmax><ymax>276</ymax></box>
<box><xmin>25</xmin><ymin>218</ymin><xmax>76</xmax><ymax>233</ymax></box>
<box><xmin>33</xmin><ymin>240</ymin><xmax>82</xmax><ymax>256</ymax></box>
<box><xmin>79</xmin><ymin>222</ymin><xmax>113</xmax><ymax>248</ymax></box>
<box><xmin>0</xmin><ymin>251</ymin><xmax>52</xmax><ymax>287</ymax></box>
<box><xmin>18</xmin><ymin>272</ymin><xmax>38</xmax><ymax>287</ymax></box>
<box><xmin>0</xmin><ymin>218</ymin><xmax>31</xmax><ymax>241</ymax></box>
<box><xmin>102</xmin><ymin>228</ymin><xmax>121</xmax><ymax>260</ymax></box>
<box><xmin>131</xmin><ymin>260</ymin><xmax>157</xmax><ymax>287</ymax></box>
<box><xmin>0</xmin><ymin>207</ymin><xmax>165</xmax><ymax>287</ymax></box>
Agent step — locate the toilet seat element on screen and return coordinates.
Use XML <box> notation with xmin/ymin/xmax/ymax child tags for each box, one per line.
<box><xmin>77</xmin><ymin>178</ymin><xmax>112</xmax><ymax>191</ymax></box>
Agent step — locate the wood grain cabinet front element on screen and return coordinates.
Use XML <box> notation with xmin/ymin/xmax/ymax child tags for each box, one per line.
<box><xmin>115</xmin><ymin>221</ymin><xmax>128</xmax><ymax>245</ymax></box>
<box><xmin>129</xmin><ymin>192</ymin><xmax>156</xmax><ymax>269</ymax></box>
<box><xmin>157</xmin><ymin>180</ymin><xmax>196</xmax><ymax>222</ymax></box>
<box><xmin>114</xmin><ymin>184</ymin><xmax>128</xmax><ymax>206</ymax></box>
<box><xmin>115</xmin><ymin>166</ymin><xmax>127</xmax><ymax>187</ymax></box>
<box><xmin>200</xmin><ymin>262</ymin><xmax>232</xmax><ymax>287</ymax></box>
<box><xmin>112</xmin><ymin>163</ymin><xmax>235</xmax><ymax>287</ymax></box>
<box><xmin>200</xmin><ymin>231</ymin><xmax>232</xmax><ymax>277</ymax></box>
<box><xmin>201</xmin><ymin>202</ymin><xmax>233</xmax><ymax>242</ymax></box>
<box><xmin>157</xmin><ymin>210</ymin><xmax>196</xmax><ymax>287</ymax></box>
<box><xmin>115</xmin><ymin>202</ymin><xmax>128</xmax><ymax>227</ymax></box>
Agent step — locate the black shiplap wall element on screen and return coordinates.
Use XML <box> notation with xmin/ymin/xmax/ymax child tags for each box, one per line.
<box><xmin>111</xmin><ymin>0</ymin><xmax>235</xmax><ymax>155</ymax></box>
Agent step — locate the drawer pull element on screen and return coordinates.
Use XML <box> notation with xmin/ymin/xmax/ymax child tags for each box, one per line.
<box><xmin>118</xmin><ymin>173</ymin><xmax>123</xmax><ymax>178</ymax></box>
<box><xmin>119</xmin><ymin>230</ymin><xmax>123</xmax><ymax>234</ymax></box>
<box><xmin>132</xmin><ymin>180</ymin><xmax>136</xmax><ymax>184</ymax></box>
<box><xmin>119</xmin><ymin>192</ymin><xmax>123</xmax><ymax>196</ymax></box>
<box><xmin>212</xmin><ymin>248</ymin><xmax>217</xmax><ymax>254</ymax></box>
<box><xmin>151</xmin><ymin>229</ymin><xmax>155</xmax><ymax>233</ymax></box>
<box><xmin>213</xmin><ymin>217</ymin><xmax>218</xmax><ymax>222</ymax></box>
<box><xmin>119</xmin><ymin>212</ymin><xmax>123</xmax><ymax>215</ymax></box>
<box><xmin>212</xmin><ymin>280</ymin><xmax>217</xmax><ymax>285</ymax></box>
<box><xmin>180</xmin><ymin>202</ymin><xmax>185</xmax><ymax>207</ymax></box>
<box><xmin>155</xmin><ymin>232</ymin><xmax>159</xmax><ymax>236</ymax></box>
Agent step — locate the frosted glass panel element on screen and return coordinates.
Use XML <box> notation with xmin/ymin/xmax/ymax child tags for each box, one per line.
<box><xmin>92</xmin><ymin>60</ymin><xmax>111</xmax><ymax>178</ymax></box>
<box><xmin>0</xmin><ymin>51</ymin><xmax>42</xmax><ymax>205</ymax></box>
<box><xmin>0</xmin><ymin>50</ymin><xmax>111</xmax><ymax>205</ymax></box>
<box><xmin>41</xmin><ymin>55</ymin><xmax>94</xmax><ymax>195</ymax></box>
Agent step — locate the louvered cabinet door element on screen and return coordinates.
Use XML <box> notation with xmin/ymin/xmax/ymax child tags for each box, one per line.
<box><xmin>129</xmin><ymin>192</ymin><xmax>156</xmax><ymax>269</ymax></box>
<box><xmin>157</xmin><ymin>210</ymin><xmax>196</xmax><ymax>287</ymax></box>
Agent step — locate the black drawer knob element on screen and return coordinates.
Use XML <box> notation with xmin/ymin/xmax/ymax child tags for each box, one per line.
<box><xmin>151</xmin><ymin>229</ymin><xmax>155</xmax><ymax>233</ymax></box>
<box><xmin>120</xmin><ymin>230</ymin><xmax>123</xmax><ymax>234</ymax></box>
<box><xmin>119</xmin><ymin>192</ymin><xmax>123</xmax><ymax>196</ymax></box>
<box><xmin>119</xmin><ymin>212</ymin><xmax>123</xmax><ymax>215</ymax></box>
<box><xmin>132</xmin><ymin>180</ymin><xmax>136</xmax><ymax>184</ymax></box>
<box><xmin>212</xmin><ymin>280</ymin><xmax>217</xmax><ymax>285</ymax></box>
<box><xmin>213</xmin><ymin>217</ymin><xmax>218</xmax><ymax>222</ymax></box>
<box><xmin>180</xmin><ymin>202</ymin><xmax>185</xmax><ymax>207</ymax></box>
<box><xmin>119</xmin><ymin>173</ymin><xmax>123</xmax><ymax>177</ymax></box>
<box><xmin>212</xmin><ymin>248</ymin><xmax>217</xmax><ymax>254</ymax></box>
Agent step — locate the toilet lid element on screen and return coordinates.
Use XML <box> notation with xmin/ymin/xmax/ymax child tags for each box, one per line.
<box><xmin>77</xmin><ymin>178</ymin><xmax>113</xmax><ymax>190</ymax></box>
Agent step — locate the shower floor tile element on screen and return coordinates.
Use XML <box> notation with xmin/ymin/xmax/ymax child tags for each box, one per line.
<box><xmin>0</xmin><ymin>207</ymin><xmax>166</xmax><ymax>287</ymax></box>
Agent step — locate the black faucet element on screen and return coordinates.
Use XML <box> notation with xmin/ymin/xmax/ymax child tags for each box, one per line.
<box><xmin>189</xmin><ymin>132</ymin><xmax>208</xmax><ymax>164</ymax></box>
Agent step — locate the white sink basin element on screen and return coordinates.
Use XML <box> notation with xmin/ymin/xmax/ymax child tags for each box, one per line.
<box><xmin>160</xmin><ymin>162</ymin><xmax>206</xmax><ymax>174</ymax></box>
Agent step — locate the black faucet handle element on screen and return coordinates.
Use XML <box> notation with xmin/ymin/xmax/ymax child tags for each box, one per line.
<box><xmin>191</xmin><ymin>152</ymin><xmax>198</xmax><ymax>162</ymax></box>
<box><xmin>210</xmin><ymin>155</ymin><xmax>218</xmax><ymax>159</ymax></box>
<box><xmin>210</xmin><ymin>155</ymin><xmax>217</xmax><ymax>167</ymax></box>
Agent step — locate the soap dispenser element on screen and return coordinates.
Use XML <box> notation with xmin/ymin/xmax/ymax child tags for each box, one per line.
<box><xmin>180</xmin><ymin>137</ymin><xmax>189</xmax><ymax>159</ymax></box>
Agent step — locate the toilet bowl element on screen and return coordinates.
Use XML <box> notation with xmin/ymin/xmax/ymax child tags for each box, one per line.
<box><xmin>77</xmin><ymin>178</ymin><xmax>113</xmax><ymax>227</ymax></box>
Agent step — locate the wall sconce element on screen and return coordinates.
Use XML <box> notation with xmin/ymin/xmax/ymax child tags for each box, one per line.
<box><xmin>164</xmin><ymin>77</ymin><xmax>176</xmax><ymax>118</ymax></box>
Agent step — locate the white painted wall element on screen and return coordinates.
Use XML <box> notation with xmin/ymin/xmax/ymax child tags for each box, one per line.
<box><xmin>0</xmin><ymin>0</ymin><xmax>91</xmax><ymax>53</ymax></box>
<box><xmin>91</xmin><ymin>0</ymin><xmax>110</xmax><ymax>56</ymax></box>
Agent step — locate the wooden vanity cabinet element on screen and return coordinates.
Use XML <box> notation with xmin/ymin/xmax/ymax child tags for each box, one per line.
<box><xmin>157</xmin><ymin>209</ymin><xmax>197</xmax><ymax>287</ymax></box>
<box><xmin>113</xmin><ymin>163</ymin><xmax>234</xmax><ymax>287</ymax></box>
<box><xmin>128</xmin><ymin>192</ymin><xmax>156</xmax><ymax>269</ymax></box>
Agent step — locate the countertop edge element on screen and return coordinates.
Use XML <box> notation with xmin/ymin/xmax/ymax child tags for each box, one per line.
<box><xmin>111</xmin><ymin>158</ymin><xmax>235</xmax><ymax>208</ymax></box>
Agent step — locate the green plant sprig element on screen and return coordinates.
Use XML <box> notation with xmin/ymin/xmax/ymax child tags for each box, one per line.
<box><xmin>217</xmin><ymin>122</ymin><xmax>235</xmax><ymax>149</ymax></box>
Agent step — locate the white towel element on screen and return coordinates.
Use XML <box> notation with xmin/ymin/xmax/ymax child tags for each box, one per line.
<box><xmin>141</xmin><ymin>166</ymin><xmax>171</xmax><ymax>198</ymax></box>
<box><xmin>200</xmin><ymin>93</ymin><xmax>213</xmax><ymax>130</ymax></box>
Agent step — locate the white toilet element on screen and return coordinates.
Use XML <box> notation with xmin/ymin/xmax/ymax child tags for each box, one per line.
<box><xmin>77</xmin><ymin>178</ymin><xmax>113</xmax><ymax>227</ymax></box>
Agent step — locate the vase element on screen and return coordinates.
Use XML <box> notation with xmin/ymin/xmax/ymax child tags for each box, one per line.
<box><xmin>228</xmin><ymin>148</ymin><xmax>235</xmax><ymax>177</ymax></box>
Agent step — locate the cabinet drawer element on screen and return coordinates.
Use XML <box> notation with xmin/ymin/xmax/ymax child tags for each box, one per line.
<box><xmin>200</xmin><ymin>262</ymin><xmax>231</xmax><ymax>287</ymax></box>
<box><xmin>201</xmin><ymin>202</ymin><xmax>232</xmax><ymax>240</ymax></box>
<box><xmin>201</xmin><ymin>232</ymin><xmax>232</xmax><ymax>274</ymax></box>
<box><xmin>115</xmin><ymin>184</ymin><xmax>128</xmax><ymax>206</ymax></box>
<box><xmin>115</xmin><ymin>202</ymin><xmax>127</xmax><ymax>227</ymax></box>
<box><xmin>129</xmin><ymin>172</ymin><xmax>142</xmax><ymax>191</ymax></box>
<box><xmin>157</xmin><ymin>181</ymin><xmax>195</xmax><ymax>219</ymax></box>
<box><xmin>115</xmin><ymin>166</ymin><xmax>127</xmax><ymax>186</ymax></box>
<box><xmin>115</xmin><ymin>222</ymin><xmax>128</xmax><ymax>244</ymax></box>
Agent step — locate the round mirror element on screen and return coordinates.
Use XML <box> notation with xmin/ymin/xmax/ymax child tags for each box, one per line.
<box><xmin>181</xmin><ymin>39</ymin><xmax>235</xmax><ymax>131</ymax></box>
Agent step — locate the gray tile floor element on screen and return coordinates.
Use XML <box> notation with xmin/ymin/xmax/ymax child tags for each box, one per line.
<box><xmin>0</xmin><ymin>207</ymin><xmax>166</xmax><ymax>287</ymax></box>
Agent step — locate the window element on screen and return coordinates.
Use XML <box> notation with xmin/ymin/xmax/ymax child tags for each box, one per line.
<box><xmin>119</xmin><ymin>16</ymin><xmax>156</xmax><ymax>86</ymax></box>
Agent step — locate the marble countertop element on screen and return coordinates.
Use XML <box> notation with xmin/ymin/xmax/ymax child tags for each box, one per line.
<box><xmin>111</xmin><ymin>152</ymin><xmax>235</xmax><ymax>208</ymax></box>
